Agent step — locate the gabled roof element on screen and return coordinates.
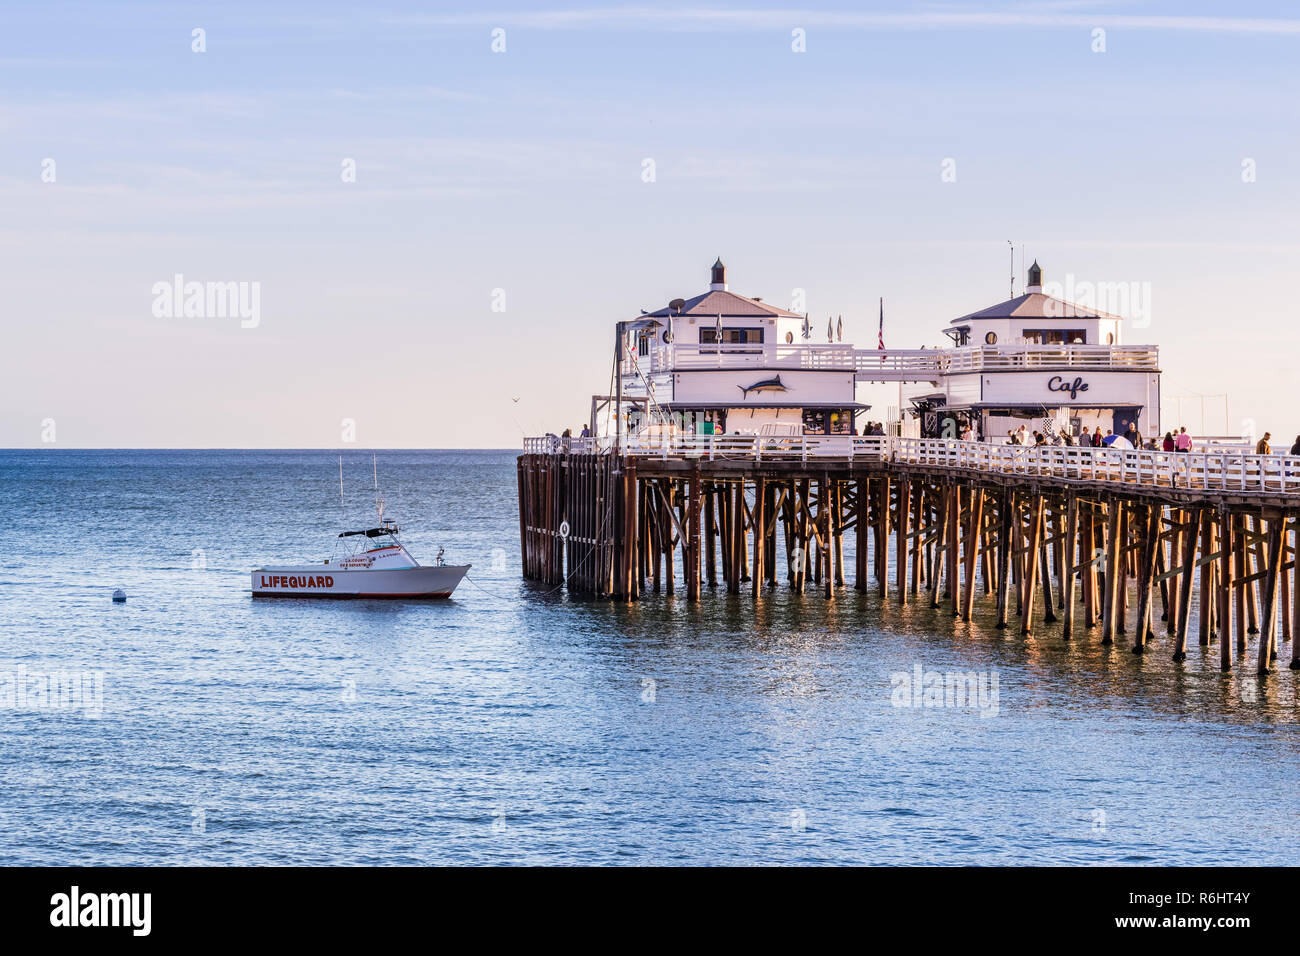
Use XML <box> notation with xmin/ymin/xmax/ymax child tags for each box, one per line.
<box><xmin>641</xmin><ymin>289</ymin><xmax>804</xmax><ymax>320</ymax></box>
<box><xmin>950</xmin><ymin>292</ymin><xmax>1122</xmax><ymax>324</ymax></box>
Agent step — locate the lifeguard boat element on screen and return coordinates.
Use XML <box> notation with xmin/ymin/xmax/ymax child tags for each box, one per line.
<box><xmin>251</xmin><ymin>518</ymin><xmax>470</xmax><ymax>599</ymax></box>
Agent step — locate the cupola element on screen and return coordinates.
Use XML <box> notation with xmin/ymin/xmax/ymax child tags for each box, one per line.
<box><xmin>1027</xmin><ymin>260</ymin><xmax>1043</xmax><ymax>293</ymax></box>
<box><xmin>709</xmin><ymin>257</ymin><xmax>727</xmax><ymax>291</ymax></box>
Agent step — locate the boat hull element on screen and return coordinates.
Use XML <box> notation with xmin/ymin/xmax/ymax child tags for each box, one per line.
<box><xmin>251</xmin><ymin>564</ymin><xmax>470</xmax><ymax>599</ymax></box>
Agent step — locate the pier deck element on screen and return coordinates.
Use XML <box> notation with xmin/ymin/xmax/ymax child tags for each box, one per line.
<box><xmin>518</xmin><ymin>436</ymin><xmax>1300</xmax><ymax>674</ymax></box>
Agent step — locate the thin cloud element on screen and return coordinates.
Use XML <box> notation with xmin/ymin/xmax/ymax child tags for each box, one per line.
<box><xmin>382</xmin><ymin>7</ymin><xmax>1300</xmax><ymax>35</ymax></box>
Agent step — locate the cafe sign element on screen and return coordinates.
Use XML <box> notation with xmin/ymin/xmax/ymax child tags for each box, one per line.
<box><xmin>1047</xmin><ymin>375</ymin><xmax>1089</xmax><ymax>400</ymax></box>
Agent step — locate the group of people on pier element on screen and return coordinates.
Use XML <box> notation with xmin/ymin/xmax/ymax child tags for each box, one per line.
<box><xmin>1000</xmin><ymin>421</ymin><xmax>1167</xmax><ymax>451</ymax></box>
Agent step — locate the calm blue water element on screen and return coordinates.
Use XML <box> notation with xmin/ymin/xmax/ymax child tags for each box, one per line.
<box><xmin>1</xmin><ymin>449</ymin><xmax>1296</xmax><ymax>865</ymax></box>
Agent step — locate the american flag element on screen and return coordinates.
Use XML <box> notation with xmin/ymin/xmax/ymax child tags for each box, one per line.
<box><xmin>877</xmin><ymin>297</ymin><xmax>885</xmax><ymax>350</ymax></box>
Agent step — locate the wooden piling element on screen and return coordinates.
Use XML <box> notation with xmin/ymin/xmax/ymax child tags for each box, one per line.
<box><xmin>995</xmin><ymin>490</ymin><xmax>1013</xmax><ymax>629</ymax></box>
<box><xmin>962</xmin><ymin>486</ymin><xmax>984</xmax><ymax>620</ymax></box>
<box><xmin>1022</xmin><ymin>495</ymin><xmax>1044</xmax><ymax>635</ymax></box>
<box><xmin>1257</xmin><ymin>516</ymin><xmax>1285</xmax><ymax>673</ymax></box>
<box><xmin>1062</xmin><ymin>493</ymin><xmax>1078</xmax><ymax>640</ymax></box>
<box><xmin>1132</xmin><ymin>503</ymin><xmax>1160</xmax><ymax>653</ymax></box>
<box><xmin>1219</xmin><ymin>506</ymin><xmax>1234</xmax><ymax>670</ymax></box>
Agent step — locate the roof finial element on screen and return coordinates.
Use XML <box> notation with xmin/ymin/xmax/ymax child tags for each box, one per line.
<box><xmin>710</xmin><ymin>257</ymin><xmax>727</xmax><ymax>291</ymax></box>
<box><xmin>1027</xmin><ymin>260</ymin><xmax>1043</xmax><ymax>293</ymax></box>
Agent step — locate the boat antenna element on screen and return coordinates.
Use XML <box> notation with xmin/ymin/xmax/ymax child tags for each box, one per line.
<box><xmin>339</xmin><ymin>455</ymin><xmax>346</xmax><ymax>520</ymax></box>
<box><xmin>372</xmin><ymin>452</ymin><xmax>386</xmax><ymax>522</ymax></box>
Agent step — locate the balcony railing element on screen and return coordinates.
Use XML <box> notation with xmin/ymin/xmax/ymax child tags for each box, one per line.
<box><xmin>621</xmin><ymin>342</ymin><xmax>1159</xmax><ymax>380</ymax></box>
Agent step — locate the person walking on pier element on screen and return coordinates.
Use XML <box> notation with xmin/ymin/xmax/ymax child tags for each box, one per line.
<box><xmin>1290</xmin><ymin>435</ymin><xmax>1300</xmax><ymax>456</ymax></box>
<box><xmin>1176</xmin><ymin>427</ymin><xmax>1192</xmax><ymax>452</ymax></box>
<box><xmin>1163</xmin><ymin>431</ymin><xmax>1176</xmax><ymax>452</ymax></box>
<box><xmin>1256</xmin><ymin>432</ymin><xmax>1272</xmax><ymax>455</ymax></box>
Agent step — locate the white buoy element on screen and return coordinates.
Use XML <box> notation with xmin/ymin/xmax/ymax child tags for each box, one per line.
<box><xmin>112</xmin><ymin>589</ymin><xmax>126</xmax><ymax>603</ymax></box>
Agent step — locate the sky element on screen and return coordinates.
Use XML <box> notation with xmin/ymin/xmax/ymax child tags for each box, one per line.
<box><xmin>2</xmin><ymin>0</ymin><xmax>1298</xmax><ymax>448</ymax></box>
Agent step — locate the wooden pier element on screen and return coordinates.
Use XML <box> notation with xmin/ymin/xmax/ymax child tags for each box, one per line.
<box><xmin>518</xmin><ymin>435</ymin><xmax>1300</xmax><ymax>674</ymax></box>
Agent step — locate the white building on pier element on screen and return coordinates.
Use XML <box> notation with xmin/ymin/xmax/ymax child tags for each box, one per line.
<box><xmin>910</xmin><ymin>261</ymin><xmax>1160</xmax><ymax>441</ymax></box>
<box><xmin>608</xmin><ymin>259</ymin><xmax>1159</xmax><ymax>443</ymax></box>
<box><xmin>618</xmin><ymin>259</ymin><xmax>864</xmax><ymax>437</ymax></box>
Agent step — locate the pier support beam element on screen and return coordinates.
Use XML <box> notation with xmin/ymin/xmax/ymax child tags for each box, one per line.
<box><xmin>1219</xmin><ymin>506</ymin><xmax>1234</xmax><ymax>670</ymax></box>
<box><xmin>1062</xmin><ymin>493</ymin><xmax>1078</xmax><ymax>640</ymax></box>
<box><xmin>947</xmin><ymin>483</ymin><xmax>961</xmax><ymax>616</ymax></box>
<box><xmin>686</xmin><ymin>467</ymin><xmax>700</xmax><ymax>601</ymax></box>
<box><xmin>875</xmin><ymin>476</ymin><xmax>890</xmax><ymax>597</ymax></box>
<box><xmin>1101</xmin><ymin>499</ymin><xmax>1122</xmax><ymax>645</ymax></box>
<box><xmin>1172</xmin><ymin>507</ymin><xmax>1199</xmax><ymax>661</ymax></box>
<box><xmin>1258</xmin><ymin>516</ymin><xmax>1285</xmax><ymax>673</ymax></box>
<box><xmin>1022</xmin><ymin>495</ymin><xmax>1044</xmax><ymax>636</ymax></box>
<box><xmin>962</xmin><ymin>487</ymin><xmax>984</xmax><ymax>620</ymax></box>
<box><xmin>896</xmin><ymin>477</ymin><xmax>910</xmax><ymax>603</ymax></box>
<box><xmin>819</xmin><ymin>473</ymin><xmax>833</xmax><ymax>599</ymax></box>
<box><xmin>995</xmin><ymin>490</ymin><xmax>1013</xmax><ymax>629</ymax></box>
<box><xmin>1292</xmin><ymin>516</ymin><xmax>1300</xmax><ymax>670</ymax></box>
<box><xmin>1132</xmin><ymin>503</ymin><xmax>1160</xmax><ymax>654</ymax></box>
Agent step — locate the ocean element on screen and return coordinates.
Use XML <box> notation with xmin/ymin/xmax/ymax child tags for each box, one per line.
<box><xmin>1</xmin><ymin>449</ymin><xmax>1296</xmax><ymax>865</ymax></box>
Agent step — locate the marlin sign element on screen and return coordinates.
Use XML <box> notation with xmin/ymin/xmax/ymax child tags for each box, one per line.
<box><xmin>737</xmin><ymin>375</ymin><xmax>790</xmax><ymax>399</ymax></box>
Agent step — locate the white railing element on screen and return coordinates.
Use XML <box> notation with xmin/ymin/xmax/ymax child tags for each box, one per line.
<box><xmin>524</xmin><ymin>433</ymin><xmax>890</xmax><ymax>461</ymax></box>
<box><xmin>523</xmin><ymin>434</ymin><xmax>1300</xmax><ymax>495</ymax></box>
<box><xmin>890</xmin><ymin>439</ymin><xmax>1300</xmax><ymax>493</ymax></box>
<box><xmin>622</xmin><ymin>342</ymin><xmax>1159</xmax><ymax>380</ymax></box>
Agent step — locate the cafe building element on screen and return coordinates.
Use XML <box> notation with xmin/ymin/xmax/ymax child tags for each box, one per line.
<box><xmin>909</xmin><ymin>262</ymin><xmax>1161</xmax><ymax>442</ymax></box>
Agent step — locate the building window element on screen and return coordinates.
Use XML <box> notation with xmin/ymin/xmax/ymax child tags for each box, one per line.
<box><xmin>701</xmin><ymin>327</ymin><xmax>763</xmax><ymax>344</ymax></box>
<box><xmin>802</xmin><ymin>409</ymin><xmax>827</xmax><ymax>434</ymax></box>
<box><xmin>1022</xmin><ymin>328</ymin><xmax>1086</xmax><ymax>345</ymax></box>
<box><xmin>984</xmin><ymin>331</ymin><xmax>997</xmax><ymax>345</ymax></box>
<box><xmin>700</xmin><ymin>327</ymin><xmax>763</xmax><ymax>353</ymax></box>
<box><xmin>801</xmin><ymin>409</ymin><xmax>854</xmax><ymax>435</ymax></box>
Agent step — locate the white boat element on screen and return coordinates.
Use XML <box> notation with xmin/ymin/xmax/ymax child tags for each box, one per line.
<box><xmin>252</xmin><ymin>520</ymin><xmax>469</xmax><ymax>599</ymax></box>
